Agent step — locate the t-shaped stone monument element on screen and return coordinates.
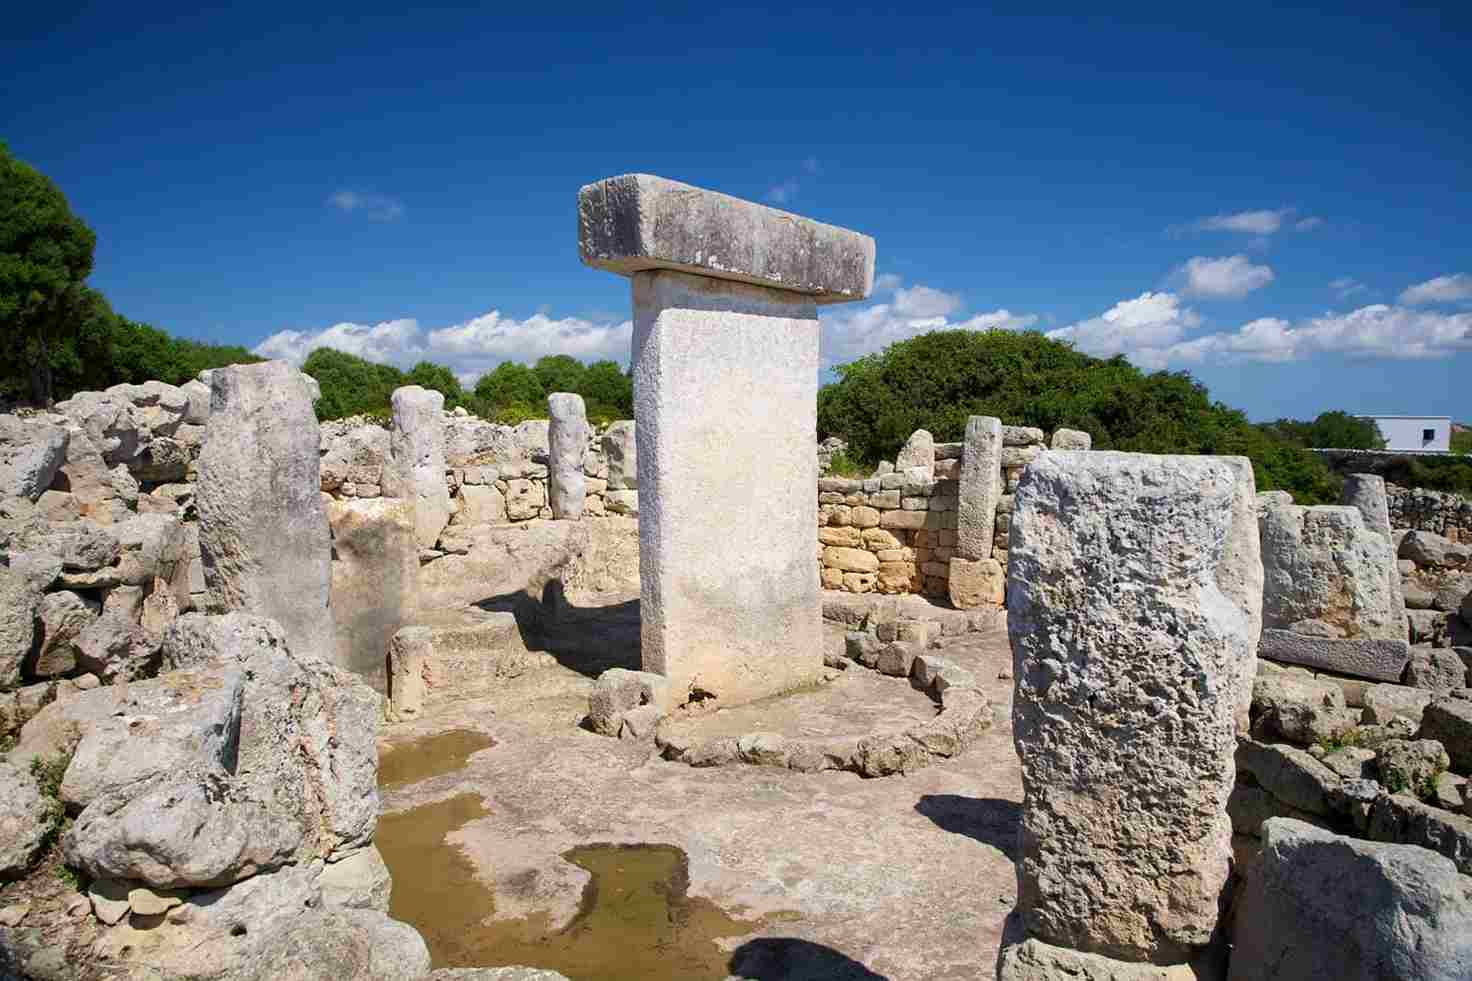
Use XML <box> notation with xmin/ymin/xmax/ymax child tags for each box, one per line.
<box><xmin>579</xmin><ymin>174</ymin><xmax>874</xmax><ymax>707</ymax></box>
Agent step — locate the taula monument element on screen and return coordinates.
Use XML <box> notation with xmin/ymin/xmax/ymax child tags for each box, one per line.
<box><xmin>579</xmin><ymin>174</ymin><xmax>875</xmax><ymax>708</ymax></box>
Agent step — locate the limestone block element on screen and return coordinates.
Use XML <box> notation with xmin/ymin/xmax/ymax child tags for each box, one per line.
<box><xmin>196</xmin><ymin>361</ymin><xmax>333</xmax><ymax>661</ymax></box>
<box><xmin>454</xmin><ymin>484</ymin><xmax>508</xmax><ymax>525</ymax></box>
<box><xmin>895</xmin><ymin>429</ymin><xmax>935</xmax><ymax>474</ymax></box>
<box><xmin>1250</xmin><ymin>673</ymin><xmax>1356</xmax><ymax>746</ymax></box>
<box><xmin>386</xmin><ymin>386</ymin><xmax>452</xmax><ymax>549</ymax></box>
<box><xmin>1219</xmin><ymin>456</ymin><xmax>1266</xmax><ymax>732</ymax></box>
<box><xmin>0</xmin><ymin>761</ymin><xmax>51</xmax><ymax>877</ymax></box>
<box><xmin>956</xmin><ymin>415</ymin><xmax>1002</xmax><ymax>562</ymax></box>
<box><xmin>1229</xmin><ymin>817</ymin><xmax>1472</xmax><ymax>981</ymax></box>
<box><xmin>1361</xmin><ymin>683</ymin><xmax>1432</xmax><ymax>726</ymax></box>
<box><xmin>579</xmin><ymin>173</ymin><xmax>874</xmax><ymax>302</ymax></box>
<box><xmin>1258</xmin><ymin>629</ymin><xmax>1409</xmax><ymax>681</ymax></box>
<box><xmin>319</xmin><ymin>844</ymin><xmax>392</xmax><ymax>912</ymax></box>
<box><xmin>818</xmin><ymin>526</ymin><xmax>862</xmax><ymax>547</ymax></box>
<box><xmin>629</xmin><ymin>269</ymin><xmax>825</xmax><ymax>705</ymax></box>
<box><xmin>1421</xmin><ymin>698</ymin><xmax>1472</xmax><ymax>774</ymax></box>
<box><xmin>602</xmin><ymin>420</ymin><xmax>637</xmax><ymax>489</ymax></box>
<box><xmin>1262</xmin><ymin>504</ymin><xmax>1403</xmax><ymax>640</ymax></box>
<box><xmin>547</xmin><ymin>392</ymin><xmax>588</xmax><ymax>519</ymax></box>
<box><xmin>1406</xmin><ymin>645</ymin><xmax>1468</xmax><ymax>691</ymax></box>
<box><xmin>160</xmin><ymin>612</ymin><xmax>290</xmax><ymax>673</ymax></box>
<box><xmin>504</xmin><ymin>479</ymin><xmax>543</xmax><ymax>520</ymax></box>
<box><xmin>861</xmin><ymin>527</ymin><xmax>903</xmax><ymax>550</ymax></box>
<box><xmin>0</xmin><ymin>415</ymin><xmax>68</xmax><ymax>501</ymax></box>
<box><xmin>386</xmin><ymin>626</ymin><xmax>431</xmax><ymax>720</ymax></box>
<box><xmin>1002</xmin><ymin>425</ymin><xmax>1045</xmax><ymax>447</ymax></box>
<box><xmin>32</xmin><ymin>589</ymin><xmax>101</xmax><ymax>679</ymax></box>
<box><xmin>1009</xmin><ymin>452</ymin><xmax>1248</xmax><ymax>963</ymax></box>
<box><xmin>0</xmin><ymin>568</ymin><xmax>39</xmax><ymax>688</ymax></box>
<box><xmin>1048</xmin><ymin>428</ymin><xmax>1092</xmax><ymax>451</ymax></box>
<box><xmin>948</xmin><ymin>556</ymin><xmax>1004</xmax><ymax>609</ymax></box>
<box><xmin>1375</xmin><ymin>738</ymin><xmax>1449</xmax><ymax>792</ymax></box>
<box><xmin>327</xmin><ymin>498</ymin><xmax>418</xmax><ymax>688</ymax></box>
<box><xmin>848</xmin><ymin>505</ymin><xmax>880</xmax><ymax>528</ymax></box>
<box><xmin>588</xmin><ymin>668</ymin><xmax>671</xmax><ymax>735</ymax></box>
<box><xmin>998</xmin><ymin>938</ymin><xmax>1197</xmax><ymax>980</ymax></box>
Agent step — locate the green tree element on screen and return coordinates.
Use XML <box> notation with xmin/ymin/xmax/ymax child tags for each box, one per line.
<box><xmin>473</xmin><ymin>361</ymin><xmax>545</xmax><ymax>410</ymax></box>
<box><xmin>578</xmin><ymin>359</ymin><xmax>633</xmax><ymax>416</ymax></box>
<box><xmin>0</xmin><ymin>142</ymin><xmax>98</xmax><ymax>405</ymax></box>
<box><xmin>405</xmin><ymin>360</ymin><xmax>463</xmax><ymax>404</ymax></box>
<box><xmin>302</xmin><ymin>347</ymin><xmax>405</xmax><ymax>420</ymax></box>
<box><xmin>533</xmin><ymin>354</ymin><xmax>585</xmax><ymax>396</ymax></box>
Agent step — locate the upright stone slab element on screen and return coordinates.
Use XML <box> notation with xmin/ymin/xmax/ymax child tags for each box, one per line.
<box><xmin>1220</xmin><ymin>456</ymin><xmax>1266</xmax><ymax>732</ymax></box>
<box><xmin>1342</xmin><ymin>472</ymin><xmax>1408</xmax><ymax>642</ymax></box>
<box><xmin>547</xmin><ymin>393</ymin><xmax>588</xmax><ymax>520</ymax></box>
<box><xmin>196</xmin><ymin>361</ymin><xmax>333</xmax><ymax>661</ymax></box>
<box><xmin>950</xmin><ymin>415</ymin><xmax>1004</xmax><ymax>610</ymax></box>
<box><xmin>385</xmin><ymin>386</ymin><xmax>451</xmax><ymax>550</ymax></box>
<box><xmin>580</xmin><ymin>174</ymin><xmax>874</xmax><ymax>707</ymax></box>
<box><xmin>895</xmin><ymin>429</ymin><xmax>935</xmax><ymax>475</ymax></box>
<box><xmin>1007</xmin><ymin>452</ymin><xmax>1249</xmax><ymax>966</ymax></box>
<box><xmin>603</xmin><ymin>420</ymin><xmax>636</xmax><ymax>490</ymax></box>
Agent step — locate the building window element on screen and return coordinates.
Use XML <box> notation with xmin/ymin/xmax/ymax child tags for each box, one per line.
<box><xmin>1424</xmin><ymin>428</ymin><xmax>1435</xmax><ymax>444</ymax></box>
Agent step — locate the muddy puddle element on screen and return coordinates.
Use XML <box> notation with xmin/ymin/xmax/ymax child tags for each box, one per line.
<box><xmin>376</xmin><ymin>792</ymin><xmax>772</xmax><ymax>979</ymax></box>
<box><xmin>378</xmin><ymin>729</ymin><xmax>497</xmax><ymax>790</ymax></box>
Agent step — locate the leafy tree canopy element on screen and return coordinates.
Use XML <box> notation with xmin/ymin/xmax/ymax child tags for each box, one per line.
<box><xmin>405</xmin><ymin>360</ymin><xmax>463</xmax><ymax>403</ymax></box>
<box><xmin>532</xmin><ymin>354</ymin><xmax>585</xmax><ymax>396</ymax></box>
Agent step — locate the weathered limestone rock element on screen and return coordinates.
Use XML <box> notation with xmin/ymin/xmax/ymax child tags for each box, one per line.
<box><xmin>1375</xmin><ymin>738</ymin><xmax>1449</xmax><ymax>793</ymax></box>
<box><xmin>1250</xmin><ymin>673</ymin><xmax>1356</xmax><ymax>746</ymax></box>
<box><xmin>0</xmin><ymin>416</ymin><xmax>68</xmax><ymax>501</ymax></box>
<box><xmin>1048</xmin><ymin>428</ymin><xmax>1092</xmax><ymax>451</ymax></box>
<box><xmin>196</xmin><ymin>360</ymin><xmax>333</xmax><ymax>661</ymax></box>
<box><xmin>386</xmin><ymin>386</ymin><xmax>452</xmax><ymax>549</ymax></box>
<box><xmin>895</xmin><ymin>429</ymin><xmax>935</xmax><ymax>474</ymax></box>
<box><xmin>31</xmin><ymin>589</ymin><xmax>99</xmax><ymax>678</ymax></box>
<box><xmin>0</xmin><ymin>567</ymin><xmax>38</xmax><ymax>688</ymax></box>
<box><xmin>1235</xmin><ymin>740</ymin><xmax>1340</xmax><ymax>816</ymax></box>
<box><xmin>1406</xmin><ymin>645</ymin><xmax>1467</xmax><ymax>692</ymax></box>
<box><xmin>1219</xmin><ymin>456</ymin><xmax>1267</xmax><ymax>732</ymax></box>
<box><xmin>319</xmin><ymin>421</ymin><xmax>389</xmax><ymax>493</ymax></box>
<box><xmin>319</xmin><ymin>844</ymin><xmax>393</xmax><ymax>911</ymax></box>
<box><xmin>955</xmin><ymin>415</ymin><xmax>1001</xmax><ymax>564</ymax></box>
<box><xmin>579</xmin><ymin>173</ymin><xmax>874</xmax><ymax>302</ymax></box>
<box><xmin>603</xmin><ymin>420</ymin><xmax>636</xmax><ymax>489</ymax></box>
<box><xmin>54</xmin><ymin>390</ymin><xmax>145</xmax><ymax>466</ymax></box>
<box><xmin>588</xmin><ymin>668</ymin><xmax>671</xmax><ymax>735</ymax></box>
<box><xmin>159</xmin><ymin>612</ymin><xmax>289</xmax><ymax>672</ymax></box>
<box><xmin>1008</xmin><ymin>452</ymin><xmax>1248</xmax><ymax>964</ymax></box>
<box><xmin>547</xmin><ymin>392</ymin><xmax>588</xmax><ymax>519</ymax></box>
<box><xmin>1342</xmin><ymin>473</ymin><xmax>1393</xmax><ymax>538</ymax></box>
<box><xmin>421</xmin><ymin>519</ymin><xmax>589</xmax><ymax>611</ymax></box>
<box><xmin>0</xmin><ymin>762</ymin><xmax>50</xmax><ymax>877</ymax></box>
<box><xmin>327</xmin><ymin>497</ymin><xmax>418</xmax><ymax>687</ymax></box>
<box><xmin>948</xmin><ymin>556</ymin><xmax>1005</xmax><ymax>609</ymax></box>
<box><xmin>453</xmin><ymin>484</ymin><xmax>507</xmax><ymax>525</ymax></box>
<box><xmin>1420</xmin><ymin>697</ymin><xmax>1472</xmax><ymax>774</ymax></box>
<box><xmin>998</xmin><ymin>937</ymin><xmax>1197</xmax><ymax>980</ymax></box>
<box><xmin>1361</xmin><ymin>683</ymin><xmax>1432</xmax><ymax>726</ymax></box>
<box><xmin>1401</xmin><ymin>529</ymin><xmax>1469</xmax><ymax>569</ymax></box>
<box><xmin>1229</xmin><ymin>817</ymin><xmax>1472</xmax><ymax>981</ymax></box>
<box><xmin>386</xmin><ymin>626</ymin><xmax>431</xmax><ymax>720</ymax></box>
<box><xmin>1258</xmin><ymin>629</ymin><xmax>1409</xmax><ymax>682</ymax></box>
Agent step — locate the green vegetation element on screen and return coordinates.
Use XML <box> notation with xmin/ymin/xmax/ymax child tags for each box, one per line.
<box><xmin>817</xmin><ymin>329</ymin><xmax>1350</xmax><ymax>504</ymax></box>
<box><xmin>1450</xmin><ymin>427</ymin><xmax>1472</xmax><ymax>456</ymax></box>
<box><xmin>824</xmin><ymin>449</ymin><xmax>868</xmax><ymax>479</ymax></box>
<box><xmin>1259</xmin><ymin>410</ymin><xmax>1385</xmax><ymax>451</ymax></box>
<box><xmin>30</xmin><ymin>751</ymin><xmax>70</xmax><ymax>855</ymax></box>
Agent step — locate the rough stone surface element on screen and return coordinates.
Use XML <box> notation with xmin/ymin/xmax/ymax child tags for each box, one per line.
<box><xmin>196</xmin><ymin>360</ymin><xmax>333</xmax><ymax>661</ymax></box>
<box><xmin>1250</xmin><ymin>673</ymin><xmax>1356</xmax><ymax>745</ymax></box>
<box><xmin>997</xmin><ymin>937</ymin><xmax>1197</xmax><ymax>980</ymax></box>
<box><xmin>0</xmin><ymin>761</ymin><xmax>50</xmax><ymax>877</ymax></box>
<box><xmin>948</xmin><ymin>556</ymin><xmax>1005</xmax><ymax>610</ymax></box>
<box><xmin>588</xmin><ymin>667</ymin><xmax>670</xmax><ymax>735</ymax></box>
<box><xmin>547</xmin><ymin>392</ymin><xmax>588</xmax><ymax>519</ymax></box>
<box><xmin>319</xmin><ymin>844</ymin><xmax>393</xmax><ymax>912</ymax></box>
<box><xmin>1048</xmin><ymin>428</ymin><xmax>1092</xmax><ymax>451</ymax></box>
<box><xmin>1421</xmin><ymin>697</ymin><xmax>1472</xmax><ymax>774</ymax></box>
<box><xmin>387</xmin><ymin>385</ymin><xmax>452</xmax><ymax>549</ymax></box>
<box><xmin>1219</xmin><ymin>456</ymin><xmax>1267</xmax><ymax>732</ymax></box>
<box><xmin>0</xmin><ymin>416</ymin><xmax>68</xmax><ymax>502</ymax></box>
<box><xmin>955</xmin><ymin>415</ymin><xmax>1002</xmax><ymax>563</ymax></box>
<box><xmin>632</xmin><ymin>269</ymin><xmax>823</xmax><ymax>706</ymax></box>
<box><xmin>1259</xmin><ymin>504</ymin><xmax>1403</xmax><ymax>640</ymax></box>
<box><xmin>159</xmin><ymin>612</ymin><xmax>290</xmax><ymax>672</ymax></box>
<box><xmin>1257</xmin><ymin>629</ymin><xmax>1410</xmax><ymax>682</ymax></box>
<box><xmin>579</xmin><ymin>173</ymin><xmax>875</xmax><ymax>302</ymax></box>
<box><xmin>895</xmin><ymin>429</ymin><xmax>935</xmax><ymax>474</ymax></box>
<box><xmin>387</xmin><ymin>626</ymin><xmax>432</xmax><ymax>720</ymax></box>
<box><xmin>1406</xmin><ymin>644</ymin><xmax>1468</xmax><ymax>692</ymax></box>
<box><xmin>327</xmin><ymin>497</ymin><xmax>418</xmax><ymax>687</ymax></box>
<box><xmin>1375</xmin><ymin>738</ymin><xmax>1450</xmax><ymax>793</ymax></box>
<box><xmin>1229</xmin><ymin>817</ymin><xmax>1472</xmax><ymax>981</ymax></box>
<box><xmin>1008</xmin><ymin>452</ymin><xmax>1249</xmax><ymax>963</ymax></box>
<box><xmin>29</xmin><ymin>589</ymin><xmax>98</xmax><ymax>678</ymax></box>
<box><xmin>603</xmin><ymin>419</ymin><xmax>637</xmax><ymax>490</ymax></box>
<box><xmin>0</xmin><ymin>566</ymin><xmax>39</xmax><ymax>688</ymax></box>
<box><xmin>1361</xmin><ymin>683</ymin><xmax>1433</xmax><ymax>726</ymax></box>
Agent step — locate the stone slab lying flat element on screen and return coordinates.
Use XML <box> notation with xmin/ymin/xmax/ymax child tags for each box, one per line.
<box><xmin>1258</xmin><ymin>629</ymin><xmax>1410</xmax><ymax>682</ymax></box>
<box><xmin>578</xmin><ymin>174</ymin><xmax>874</xmax><ymax>303</ymax></box>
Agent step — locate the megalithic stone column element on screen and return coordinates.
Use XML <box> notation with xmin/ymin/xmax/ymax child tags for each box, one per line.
<box><xmin>386</xmin><ymin>386</ymin><xmax>451</xmax><ymax>550</ymax></box>
<box><xmin>949</xmin><ymin>415</ymin><xmax>1003</xmax><ymax>609</ymax></box>
<box><xmin>196</xmin><ymin>360</ymin><xmax>334</xmax><ymax>660</ymax></box>
<box><xmin>1342</xmin><ymin>472</ymin><xmax>1408</xmax><ymax>642</ymax></box>
<box><xmin>1003</xmin><ymin>452</ymin><xmax>1251</xmax><ymax>974</ymax></box>
<box><xmin>579</xmin><ymin>173</ymin><xmax>874</xmax><ymax>708</ymax></box>
<box><xmin>547</xmin><ymin>392</ymin><xmax>588</xmax><ymax>519</ymax></box>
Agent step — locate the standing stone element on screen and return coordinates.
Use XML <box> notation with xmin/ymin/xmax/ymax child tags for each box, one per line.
<box><xmin>547</xmin><ymin>393</ymin><xmax>588</xmax><ymax>519</ymax></box>
<box><xmin>196</xmin><ymin>360</ymin><xmax>334</xmax><ymax>661</ymax></box>
<box><xmin>1008</xmin><ymin>452</ymin><xmax>1249</xmax><ymax>965</ymax></box>
<box><xmin>1342</xmin><ymin>472</ymin><xmax>1409</xmax><ymax>644</ymax></box>
<box><xmin>581</xmin><ymin>174</ymin><xmax>873</xmax><ymax>708</ymax></box>
<box><xmin>0</xmin><ymin>568</ymin><xmax>39</xmax><ymax>689</ymax></box>
<box><xmin>895</xmin><ymin>429</ymin><xmax>935</xmax><ymax>475</ymax></box>
<box><xmin>327</xmin><ymin>498</ymin><xmax>417</xmax><ymax>688</ymax></box>
<box><xmin>385</xmin><ymin>386</ymin><xmax>451</xmax><ymax>550</ymax></box>
<box><xmin>955</xmin><ymin>415</ymin><xmax>1002</xmax><ymax>562</ymax></box>
<box><xmin>1220</xmin><ymin>456</ymin><xmax>1266</xmax><ymax>732</ymax></box>
<box><xmin>603</xmin><ymin>420</ymin><xmax>637</xmax><ymax>490</ymax></box>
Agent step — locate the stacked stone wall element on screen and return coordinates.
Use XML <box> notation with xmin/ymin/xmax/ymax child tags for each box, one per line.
<box><xmin>1388</xmin><ymin>483</ymin><xmax>1472</xmax><ymax>540</ymax></box>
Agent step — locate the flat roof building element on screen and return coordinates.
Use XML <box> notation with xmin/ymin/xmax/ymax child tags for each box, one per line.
<box><xmin>1359</xmin><ymin>415</ymin><xmax>1451</xmax><ymax>453</ymax></box>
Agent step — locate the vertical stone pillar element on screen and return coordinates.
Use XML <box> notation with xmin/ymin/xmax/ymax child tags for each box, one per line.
<box><xmin>1342</xmin><ymin>473</ymin><xmax>1408</xmax><ymax>643</ymax></box>
<box><xmin>196</xmin><ymin>360</ymin><xmax>334</xmax><ymax>660</ymax></box>
<box><xmin>1004</xmin><ymin>452</ymin><xmax>1250</xmax><ymax>974</ymax></box>
<box><xmin>949</xmin><ymin>415</ymin><xmax>1003</xmax><ymax>609</ymax></box>
<box><xmin>547</xmin><ymin>392</ymin><xmax>588</xmax><ymax>519</ymax></box>
<box><xmin>579</xmin><ymin>174</ymin><xmax>874</xmax><ymax>707</ymax></box>
<box><xmin>385</xmin><ymin>386</ymin><xmax>450</xmax><ymax>550</ymax></box>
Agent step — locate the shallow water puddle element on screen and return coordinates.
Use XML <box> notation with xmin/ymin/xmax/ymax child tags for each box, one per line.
<box><xmin>375</xmin><ymin>794</ymin><xmax>769</xmax><ymax>979</ymax></box>
<box><xmin>378</xmin><ymin>729</ymin><xmax>496</xmax><ymax>790</ymax></box>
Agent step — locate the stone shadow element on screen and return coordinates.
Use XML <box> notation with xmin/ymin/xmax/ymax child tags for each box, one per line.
<box><xmin>474</xmin><ymin>579</ymin><xmax>641</xmax><ymax>678</ymax></box>
<box><xmin>914</xmin><ymin>794</ymin><xmax>1022</xmax><ymax>860</ymax></box>
<box><xmin>727</xmin><ymin>938</ymin><xmax>890</xmax><ymax>980</ymax></box>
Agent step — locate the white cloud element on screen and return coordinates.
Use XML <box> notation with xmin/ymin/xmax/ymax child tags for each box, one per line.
<box><xmin>1157</xmin><ymin>305</ymin><xmax>1472</xmax><ymax>367</ymax></box>
<box><xmin>1046</xmin><ymin>291</ymin><xmax>1201</xmax><ymax>365</ymax></box>
<box><xmin>1329</xmin><ymin>277</ymin><xmax>1369</xmax><ymax>300</ymax></box>
<box><xmin>1179</xmin><ymin>255</ymin><xmax>1275</xmax><ymax>298</ymax></box>
<box><xmin>819</xmin><ymin>283</ymin><xmax>1036</xmax><ymax>368</ymax></box>
<box><xmin>873</xmin><ymin>272</ymin><xmax>903</xmax><ymax>292</ymax></box>
<box><xmin>893</xmin><ymin>285</ymin><xmax>963</xmax><ymax>318</ymax></box>
<box><xmin>1197</xmin><ymin>208</ymin><xmax>1294</xmax><ymax>235</ymax></box>
<box><xmin>328</xmin><ymin>190</ymin><xmax>404</xmax><ymax>222</ymax></box>
<box><xmin>253</xmin><ymin>309</ymin><xmax>632</xmax><ymax>381</ymax></box>
<box><xmin>1400</xmin><ymin>273</ymin><xmax>1472</xmax><ymax>305</ymax></box>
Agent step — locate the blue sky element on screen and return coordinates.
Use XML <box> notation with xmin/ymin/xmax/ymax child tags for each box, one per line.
<box><xmin>6</xmin><ymin>3</ymin><xmax>1470</xmax><ymax>421</ymax></box>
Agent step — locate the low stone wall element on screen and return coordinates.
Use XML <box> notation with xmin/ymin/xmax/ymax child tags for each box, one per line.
<box><xmin>1389</xmin><ymin>483</ymin><xmax>1472</xmax><ymax>540</ymax></box>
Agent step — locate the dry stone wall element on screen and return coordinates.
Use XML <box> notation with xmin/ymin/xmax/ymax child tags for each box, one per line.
<box><xmin>1389</xmin><ymin>483</ymin><xmax>1472</xmax><ymax>539</ymax></box>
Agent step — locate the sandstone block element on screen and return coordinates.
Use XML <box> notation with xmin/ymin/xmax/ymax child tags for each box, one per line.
<box><xmin>947</xmin><ymin>556</ymin><xmax>1004</xmax><ymax>610</ymax></box>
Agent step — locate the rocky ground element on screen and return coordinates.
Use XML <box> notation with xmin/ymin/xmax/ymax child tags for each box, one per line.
<box><xmin>377</xmin><ymin>616</ymin><xmax>1022</xmax><ymax>981</ymax></box>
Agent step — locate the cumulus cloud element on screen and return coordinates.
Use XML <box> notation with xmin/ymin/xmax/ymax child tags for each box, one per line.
<box><xmin>893</xmin><ymin>285</ymin><xmax>963</xmax><ymax>318</ymax></box>
<box><xmin>1400</xmin><ymin>273</ymin><xmax>1472</xmax><ymax>306</ymax></box>
<box><xmin>253</xmin><ymin>309</ymin><xmax>632</xmax><ymax>382</ymax></box>
<box><xmin>819</xmin><ymin>279</ymin><xmax>1036</xmax><ymax>367</ymax></box>
<box><xmin>1179</xmin><ymin>255</ymin><xmax>1275</xmax><ymax>298</ymax></box>
<box><xmin>1330</xmin><ymin>277</ymin><xmax>1369</xmax><ymax>299</ymax></box>
<box><xmin>328</xmin><ymin>190</ymin><xmax>405</xmax><ymax>221</ymax></box>
<box><xmin>1046</xmin><ymin>292</ymin><xmax>1201</xmax><ymax>365</ymax></box>
<box><xmin>873</xmin><ymin>272</ymin><xmax>903</xmax><ymax>292</ymax></box>
<box><xmin>1197</xmin><ymin>208</ymin><xmax>1294</xmax><ymax>235</ymax></box>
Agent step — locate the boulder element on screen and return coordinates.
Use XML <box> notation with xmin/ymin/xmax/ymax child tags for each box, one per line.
<box><xmin>895</xmin><ymin>429</ymin><xmax>935</xmax><ymax>474</ymax></box>
<box><xmin>1250</xmin><ymin>674</ymin><xmax>1356</xmax><ymax>745</ymax></box>
<box><xmin>159</xmin><ymin>611</ymin><xmax>290</xmax><ymax>672</ymax></box>
<box><xmin>1048</xmin><ymin>428</ymin><xmax>1092</xmax><ymax>451</ymax></box>
<box><xmin>228</xmin><ymin>908</ymin><xmax>429</xmax><ymax>981</ymax></box>
<box><xmin>386</xmin><ymin>386</ymin><xmax>452</xmax><ymax>549</ymax></box>
<box><xmin>0</xmin><ymin>761</ymin><xmax>51</xmax><ymax>878</ymax></box>
<box><xmin>603</xmin><ymin>420</ymin><xmax>636</xmax><ymax>490</ymax></box>
<box><xmin>998</xmin><ymin>937</ymin><xmax>1197</xmax><ymax>980</ymax></box>
<box><xmin>54</xmin><ymin>390</ymin><xmax>145</xmax><ymax>466</ymax></box>
<box><xmin>74</xmin><ymin>613</ymin><xmax>161</xmax><ymax>683</ymax></box>
<box><xmin>588</xmin><ymin>668</ymin><xmax>670</xmax><ymax>736</ymax></box>
<box><xmin>319</xmin><ymin>421</ymin><xmax>389</xmax><ymax>493</ymax></box>
<box><xmin>452</xmin><ymin>484</ymin><xmax>507</xmax><ymax>525</ymax></box>
<box><xmin>319</xmin><ymin>844</ymin><xmax>393</xmax><ymax>912</ymax></box>
<box><xmin>0</xmin><ymin>416</ymin><xmax>68</xmax><ymax>502</ymax></box>
<box><xmin>10</xmin><ymin>518</ymin><xmax>120</xmax><ymax>572</ymax></box>
<box><xmin>1401</xmin><ymin>530</ymin><xmax>1470</xmax><ymax>570</ymax></box>
<box><xmin>1229</xmin><ymin>817</ymin><xmax>1472</xmax><ymax>981</ymax></box>
<box><xmin>1361</xmin><ymin>683</ymin><xmax>1433</xmax><ymax>726</ymax></box>
<box><xmin>1406</xmin><ymin>645</ymin><xmax>1468</xmax><ymax>692</ymax></box>
<box><xmin>546</xmin><ymin>392</ymin><xmax>588</xmax><ymax>519</ymax></box>
<box><xmin>197</xmin><ymin>360</ymin><xmax>333</xmax><ymax>661</ymax></box>
<box><xmin>30</xmin><ymin>589</ymin><xmax>101</xmax><ymax>679</ymax></box>
<box><xmin>1420</xmin><ymin>697</ymin><xmax>1472</xmax><ymax>774</ymax></box>
<box><xmin>1259</xmin><ymin>505</ymin><xmax>1403</xmax><ymax>641</ymax></box>
<box><xmin>1235</xmin><ymin>740</ymin><xmax>1340</xmax><ymax>816</ymax></box>
<box><xmin>1375</xmin><ymin>738</ymin><xmax>1450</xmax><ymax>795</ymax></box>
<box><xmin>1009</xmin><ymin>452</ymin><xmax>1248</xmax><ymax>963</ymax></box>
<box><xmin>0</xmin><ymin>567</ymin><xmax>38</xmax><ymax>689</ymax></box>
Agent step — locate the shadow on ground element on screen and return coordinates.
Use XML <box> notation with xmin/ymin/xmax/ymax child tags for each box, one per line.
<box><xmin>727</xmin><ymin>938</ymin><xmax>889</xmax><ymax>980</ymax></box>
<box><xmin>915</xmin><ymin>794</ymin><xmax>1021</xmax><ymax>860</ymax></box>
<box><xmin>475</xmin><ymin>579</ymin><xmax>641</xmax><ymax>678</ymax></box>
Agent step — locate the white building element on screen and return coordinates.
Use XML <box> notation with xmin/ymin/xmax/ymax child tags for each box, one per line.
<box><xmin>1360</xmin><ymin>415</ymin><xmax>1452</xmax><ymax>453</ymax></box>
